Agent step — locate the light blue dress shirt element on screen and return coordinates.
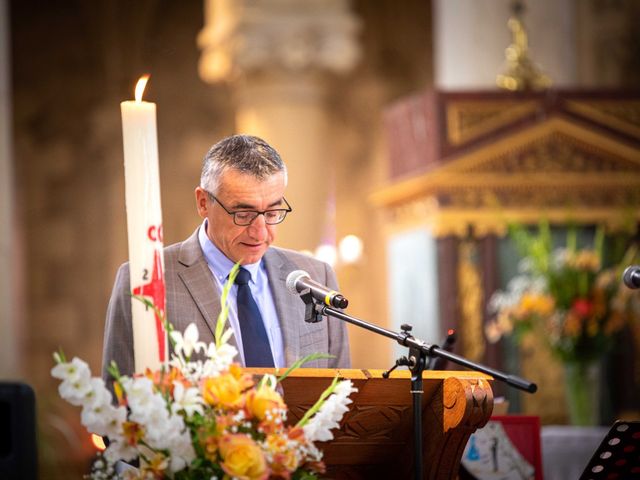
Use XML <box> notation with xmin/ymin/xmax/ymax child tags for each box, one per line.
<box><xmin>197</xmin><ymin>220</ymin><xmax>285</xmax><ymax>367</ymax></box>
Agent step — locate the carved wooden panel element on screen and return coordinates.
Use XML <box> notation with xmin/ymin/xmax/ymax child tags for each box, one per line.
<box><xmin>245</xmin><ymin>368</ymin><xmax>494</xmax><ymax>479</ymax></box>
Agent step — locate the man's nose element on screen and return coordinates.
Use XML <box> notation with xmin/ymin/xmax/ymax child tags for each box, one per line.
<box><xmin>247</xmin><ymin>214</ymin><xmax>268</xmax><ymax>238</ymax></box>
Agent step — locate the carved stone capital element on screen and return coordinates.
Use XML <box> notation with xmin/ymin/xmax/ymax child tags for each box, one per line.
<box><xmin>198</xmin><ymin>0</ymin><xmax>361</xmax><ymax>83</ymax></box>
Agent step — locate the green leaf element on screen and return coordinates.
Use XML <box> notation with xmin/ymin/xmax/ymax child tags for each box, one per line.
<box><xmin>292</xmin><ymin>470</ymin><xmax>320</xmax><ymax>480</ymax></box>
<box><xmin>130</xmin><ymin>293</ymin><xmax>176</xmax><ymax>347</ymax></box>
<box><xmin>215</xmin><ymin>263</ymin><xmax>240</xmax><ymax>347</ymax></box>
<box><xmin>296</xmin><ymin>375</ymin><xmax>340</xmax><ymax>428</ymax></box>
<box><xmin>107</xmin><ymin>360</ymin><xmax>121</xmax><ymax>381</ymax></box>
<box><xmin>594</xmin><ymin>225</ymin><xmax>605</xmax><ymax>264</ymax></box>
<box><xmin>277</xmin><ymin>353</ymin><xmax>335</xmax><ymax>383</ymax></box>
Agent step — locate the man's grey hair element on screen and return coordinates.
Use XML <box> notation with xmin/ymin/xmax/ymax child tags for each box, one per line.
<box><xmin>200</xmin><ymin>134</ymin><xmax>288</xmax><ymax>193</ymax></box>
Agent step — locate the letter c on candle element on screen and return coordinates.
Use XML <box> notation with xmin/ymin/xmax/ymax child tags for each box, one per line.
<box><xmin>147</xmin><ymin>225</ymin><xmax>163</xmax><ymax>242</ymax></box>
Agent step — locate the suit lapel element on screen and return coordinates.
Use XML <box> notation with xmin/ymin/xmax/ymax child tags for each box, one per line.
<box><xmin>176</xmin><ymin>230</ymin><xmax>238</xmax><ymax>351</ymax></box>
<box><xmin>264</xmin><ymin>249</ymin><xmax>303</xmax><ymax>366</ymax></box>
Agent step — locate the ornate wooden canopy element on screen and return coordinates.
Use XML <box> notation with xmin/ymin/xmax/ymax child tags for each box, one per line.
<box><xmin>373</xmin><ymin>90</ymin><xmax>640</xmax><ymax>237</ymax></box>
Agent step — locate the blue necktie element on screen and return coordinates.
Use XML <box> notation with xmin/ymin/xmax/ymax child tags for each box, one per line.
<box><xmin>235</xmin><ymin>267</ymin><xmax>274</xmax><ymax>367</ymax></box>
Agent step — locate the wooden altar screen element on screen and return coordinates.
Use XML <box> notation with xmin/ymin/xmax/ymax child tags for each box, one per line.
<box><xmin>247</xmin><ymin>368</ymin><xmax>494</xmax><ymax>479</ymax></box>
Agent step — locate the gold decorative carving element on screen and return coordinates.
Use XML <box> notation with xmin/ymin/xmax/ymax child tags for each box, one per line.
<box><xmin>372</xmin><ymin>117</ymin><xmax>640</xmax><ymax>206</ymax></box>
<box><xmin>440</xmin><ymin>118</ymin><xmax>640</xmax><ymax>177</ymax></box>
<box><xmin>457</xmin><ymin>241</ymin><xmax>485</xmax><ymax>362</ymax></box>
<box><xmin>464</xmin><ymin>132</ymin><xmax>640</xmax><ymax>174</ymax></box>
<box><xmin>566</xmin><ymin>100</ymin><xmax>640</xmax><ymax>140</ymax></box>
<box><xmin>372</xmin><ymin>116</ymin><xmax>640</xmax><ymax>238</ymax></box>
<box><xmin>496</xmin><ymin>8</ymin><xmax>551</xmax><ymax>91</ymax></box>
<box><xmin>519</xmin><ymin>334</ymin><xmax>567</xmax><ymax>424</ymax></box>
<box><xmin>447</xmin><ymin>101</ymin><xmax>538</xmax><ymax>145</ymax></box>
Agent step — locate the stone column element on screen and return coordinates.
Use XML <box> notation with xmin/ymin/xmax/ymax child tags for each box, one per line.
<box><xmin>0</xmin><ymin>0</ymin><xmax>21</xmax><ymax>379</ymax></box>
<box><xmin>434</xmin><ymin>0</ymin><xmax>577</xmax><ymax>89</ymax></box>
<box><xmin>198</xmin><ymin>0</ymin><xmax>360</xmax><ymax>252</ymax></box>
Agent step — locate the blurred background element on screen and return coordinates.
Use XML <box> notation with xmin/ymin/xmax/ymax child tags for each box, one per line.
<box><xmin>1</xmin><ymin>0</ymin><xmax>639</xmax><ymax>477</ymax></box>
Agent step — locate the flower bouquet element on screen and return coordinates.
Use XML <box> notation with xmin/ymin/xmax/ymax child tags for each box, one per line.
<box><xmin>485</xmin><ymin>221</ymin><xmax>640</xmax><ymax>424</ymax></box>
<box><xmin>486</xmin><ymin>221</ymin><xmax>639</xmax><ymax>362</ymax></box>
<box><xmin>51</xmin><ymin>264</ymin><xmax>357</xmax><ymax>479</ymax></box>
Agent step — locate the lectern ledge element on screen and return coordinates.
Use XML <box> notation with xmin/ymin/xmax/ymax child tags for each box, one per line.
<box><xmin>246</xmin><ymin>368</ymin><xmax>494</xmax><ymax>480</ymax></box>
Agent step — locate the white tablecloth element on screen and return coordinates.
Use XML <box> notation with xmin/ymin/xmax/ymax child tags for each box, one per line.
<box><xmin>541</xmin><ymin>425</ymin><xmax>609</xmax><ymax>480</ymax></box>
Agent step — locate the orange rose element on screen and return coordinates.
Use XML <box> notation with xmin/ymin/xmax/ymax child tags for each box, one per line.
<box><xmin>219</xmin><ymin>433</ymin><xmax>268</xmax><ymax>480</ymax></box>
<box><xmin>245</xmin><ymin>385</ymin><xmax>286</xmax><ymax>421</ymax></box>
<box><xmin>265</xmin><ymin>433</ymin><xmax>300</xmax><ymax>476</ymax></box>
<box><xmin>202</xmin><ymin>365</ymin><xmax>253</xmax><ymax>409</ymax></box>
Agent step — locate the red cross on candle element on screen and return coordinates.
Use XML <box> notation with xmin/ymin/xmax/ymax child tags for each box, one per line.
<box><xmin>132</xmin><ymin>248</ymin><xmax>167</xmax><ymax>361</ymax></box>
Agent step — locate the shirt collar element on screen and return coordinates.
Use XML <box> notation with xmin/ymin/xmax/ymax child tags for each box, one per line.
<box><xmin>198</xmin><ymin>219</ymin><xmax>262</xmax><ymax>283</ymax></box>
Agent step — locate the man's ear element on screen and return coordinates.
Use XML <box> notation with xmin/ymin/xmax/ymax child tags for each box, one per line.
<box><xmin>195</xmin><ymin>187</ymin><xmax>209</xmax><ymax>218</ymax></box>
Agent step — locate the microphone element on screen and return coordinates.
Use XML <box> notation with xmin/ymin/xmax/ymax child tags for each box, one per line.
<box><xmin>286</xmin><ymin>270</ymin><xmax>349</xmax><ymax>308</ymax></box>
<box><xmin>623</xmin><ymin>266</ymin><xmax>640</xmax><ymax>289</ymax></box>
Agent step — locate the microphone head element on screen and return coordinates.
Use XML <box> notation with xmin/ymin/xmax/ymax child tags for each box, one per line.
<box><xmin>623</xmin><ymin>266</ymin><xmax>640</xmax><ymax>289</ymax></box>
<box><xmin>286</xmin><ymin>270</ymin><xmax>310</xmax><ymax>295</ymax></box>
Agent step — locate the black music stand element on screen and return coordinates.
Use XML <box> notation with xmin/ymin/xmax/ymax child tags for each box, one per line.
<box><xmin>579</xmin><ymin>420</ymin><xmax>640</xmax><ymax>479</ymax></box>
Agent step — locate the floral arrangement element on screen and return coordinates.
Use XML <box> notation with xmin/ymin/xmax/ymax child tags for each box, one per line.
<box><xmin>485</xmin><ymin>221</ymin><xmax>640</xmax><ymax>364</ymax></box>
<box><xmin>51</xmin><ymin>264</ymin><xmax>357</xmax><ymax>479</ymax></box>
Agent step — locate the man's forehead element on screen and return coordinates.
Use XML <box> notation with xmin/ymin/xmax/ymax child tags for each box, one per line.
<box><xmin>218</xmin><ymin>170</ymin><xmax>286</xmax><ymax>203</ymax></box>
<box><xmin>220</xmin><ymin>168</ymin><xmax>284</xmax><ymax>185</ymax></box>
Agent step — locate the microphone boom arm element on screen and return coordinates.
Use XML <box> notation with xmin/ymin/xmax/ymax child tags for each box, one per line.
<box><xmin>300</xmin><ymin>296</ymin><xmax>536</xmax><ymax>480</ymax></box>
<box><xmin>315</xmin><ymin>302</ymin><xmax>537</xmax><ymax>393</ymax></box>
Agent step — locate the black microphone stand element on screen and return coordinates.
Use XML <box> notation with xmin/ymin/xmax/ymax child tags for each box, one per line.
<box><xmin>300</xmin><ymin>294</ymin><xmax>537</xmax><ymax>480</ymax></box>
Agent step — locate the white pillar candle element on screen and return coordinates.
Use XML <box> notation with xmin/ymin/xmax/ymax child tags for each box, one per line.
<box><xmin>120</xmin><ymin>75</ymin><xmax>167</xmax><ymax>373</ymax></box>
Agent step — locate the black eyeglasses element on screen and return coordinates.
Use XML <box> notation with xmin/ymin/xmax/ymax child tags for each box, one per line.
<box><xmin>206</xmin><ymin>191</ymin><xmax>292</xmax><ymax>226</ymax></box>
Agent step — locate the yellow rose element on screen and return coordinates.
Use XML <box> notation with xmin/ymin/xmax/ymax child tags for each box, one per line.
<box><xmin>520</xmin><ymin>293</ymin><xmax>555</xmax><ymax>316</ymax></box>
<box><xmin>202</xmin><ymin>364</ymin><xmax>253</xmax><ymax>409</ymax></box>
<box><xmin>219</xmin><ymin>433</ymin><xmax>268</xmax><ymax>480</ymax></box>
<box><xmin>245</xmin><ymin>385</ymin><xmax>286</xmax><ymax>421</ymax></box>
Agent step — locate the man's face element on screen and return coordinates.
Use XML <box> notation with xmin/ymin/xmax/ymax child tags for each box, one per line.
<box><xmin>195</xmin><ymin>169</ymin><xmax>287</xmax><ymax>265</ymax></box>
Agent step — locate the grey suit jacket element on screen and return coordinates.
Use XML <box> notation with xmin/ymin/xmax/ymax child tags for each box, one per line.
<box><xmin>102</xmin><ymin>228</ymin><xmax>351</xmax><ymax>383</ymax></box>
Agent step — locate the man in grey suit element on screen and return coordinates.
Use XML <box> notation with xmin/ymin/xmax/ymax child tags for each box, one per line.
<box><xmin>102</xmin><ymin>134</ymin><xmax>350</xmax><ymax>383</ymax></box>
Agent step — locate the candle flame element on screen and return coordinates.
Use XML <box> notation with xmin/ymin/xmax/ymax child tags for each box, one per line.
<box><xmin>134</xmin><ymin>75</ymin><xmax>150</xmax><ymax>102</ymax></box>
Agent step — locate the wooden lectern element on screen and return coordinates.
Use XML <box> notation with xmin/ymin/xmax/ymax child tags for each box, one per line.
<box><xmin>247</xmin><ymin>368</ymin><xmax>493</xmax><ymax>479</ymax></box>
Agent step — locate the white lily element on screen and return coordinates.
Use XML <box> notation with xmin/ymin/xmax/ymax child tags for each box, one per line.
<box><xmin>170</xmin><ymin>323</ymin><xmax>207</xmax><ymax>359</ymax></box>
<box><xmin>171</xmin><ymin>381</ymin><xmax>204</xmax><ymax>418</ymax></box>
<box><xmin>303</xmin><ymin>380</ymin><xmax>357</xmax><ymax>442</ymax></box>
<box><xmin>206</xmin><ymin>342</ymin><xmax>238</xmax><ymax>371</ymax></box>
<box><xmin>51</xmin><ymin>357</ymin><xmax>91</xmax><ymax>383</ymax></box>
